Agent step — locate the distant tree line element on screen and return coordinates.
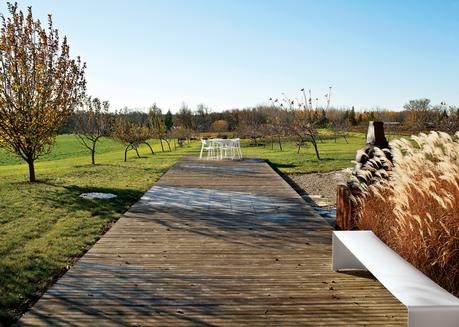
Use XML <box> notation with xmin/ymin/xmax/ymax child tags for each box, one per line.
<box><xmin>61</xmin><ymin>98</ymin><xmax>459</xmax><ymax>138</ymax></box>
<box><xmin>56</xmin><ymin>94</ymin><xmax>459</xmax><ymax>166</ymax></box>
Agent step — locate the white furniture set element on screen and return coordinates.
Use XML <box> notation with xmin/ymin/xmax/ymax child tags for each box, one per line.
<box><xmin>332</xmin><ymin>231</ymin><xmax>459</xmax><ymax>327</ymax></box>
<box><xmin>199</xmin><ymin>138</ymin><xmax>243</xmax><ymax>160</ymax></box>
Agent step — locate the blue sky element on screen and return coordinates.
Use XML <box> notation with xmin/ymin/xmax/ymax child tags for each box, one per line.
<box><xmin>1</xmin><ymin>0</ymin><xmax>458</xmax><ymax>112</ymax></box>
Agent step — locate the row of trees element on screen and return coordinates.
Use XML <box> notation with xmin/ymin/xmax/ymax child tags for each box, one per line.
<box><xmin>66</xmin><ymin>98</ymin><xmax>459</xmax><ymax>136</ymax></box>
<box><xmin>8</xmin><ymin>78</ymin><xmax>453</xmax><ymax>180</ymax></box>
<box><xmin>74</xmin><ymin>100</ymin><xmax>191</xmax><ymax>164</ymax></box>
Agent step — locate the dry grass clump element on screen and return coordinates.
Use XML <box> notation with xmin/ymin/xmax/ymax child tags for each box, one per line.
<box><xmin>354</xmin><ymin>131</ymin><xmax>459</xmax><ymax>296</ymax></box>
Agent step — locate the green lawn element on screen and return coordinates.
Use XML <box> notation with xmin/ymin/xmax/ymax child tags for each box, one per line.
<box><xmin>0</xmin><ymin>133</ymin><xmax>365</xmax><ymax>324</ymax></box>
<box><xmin>242</xmin><ymin>132</ymin><xmax>365</xmax><ymax>173</ymax></box>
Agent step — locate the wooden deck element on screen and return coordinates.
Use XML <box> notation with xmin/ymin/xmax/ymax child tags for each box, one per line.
<box><xmin>18</xmin><ymin>156</ymin><xmax>406</xmax><ymax>326</ymax></box>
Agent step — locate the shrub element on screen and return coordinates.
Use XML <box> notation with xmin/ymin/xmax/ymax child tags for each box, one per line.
<box><xmin>354</xmin><ymin>131</ymin><xmax>459</xmax><ymax>296</ymax></box>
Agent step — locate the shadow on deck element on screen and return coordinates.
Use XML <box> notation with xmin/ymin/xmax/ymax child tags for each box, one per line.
<box><xmin>17</xmin><ymin>156</ymin><xmax>406</xmax><ymax>326</ymax></box>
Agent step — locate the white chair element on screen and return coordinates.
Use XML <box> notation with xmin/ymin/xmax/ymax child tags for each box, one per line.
<box><xmin>233</xmin><ymin>138</ymin><xmax>243</xmax><ymax>159</ymax></box>
<box><xmin>210</xmin><ymin>138</ymin><xmax>223</xmax><ymax>160</ymax></box>
<box><xmin>199</xmin><ymin>139</ymin><xmax>215</xmax><ymax>160</ymax></box>
<box><xmin>220</xmin><ymin>139</ymin><xmax>233</xmax><ymax>159</ymax></box>
<box><xmin>218</xmin><ymin>139</ymin><xmax>241</xmax><ymax>160</ymax></box>
<box><xmin>225</xmin><ymin>138</ymin><xmax>242</xmax><ymax>159</ymax></box>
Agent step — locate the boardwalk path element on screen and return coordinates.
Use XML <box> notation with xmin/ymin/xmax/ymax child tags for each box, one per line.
<box><xmin>19</xmin><ymin>157</ymin><xmax>406</xmax><ymax>326</ymax></box>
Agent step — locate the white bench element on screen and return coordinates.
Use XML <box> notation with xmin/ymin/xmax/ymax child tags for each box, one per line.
<box><xmin>332</xmin><ymin>231</ymin><xmax>459</xmax><ymax>327</ymax></box>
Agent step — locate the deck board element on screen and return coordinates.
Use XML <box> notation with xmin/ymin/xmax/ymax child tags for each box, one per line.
<box><xmin>18</xmin><ymin>156</ymin><xmax>406</xmax><ymax>326</ymax></box>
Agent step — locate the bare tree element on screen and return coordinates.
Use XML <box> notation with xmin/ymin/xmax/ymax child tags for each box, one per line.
<box><xmin>439</xmin><ymin>104</ymin><xmax>459</xmax><ymax>134</ymax></box>
<box><xmin>292</xmin><ymin>109</ymin><xmax>321</xmax><ymax>159</ymax></box>
<box><xmin>74</xmin><ymin>97</ymin><xmax>111</xmax><ymax>164</ymax></box>
<box><xmin>329</xmin><ymin>119</ymin><xmax>350</xmax><ymax>144</ymax></box>
<box><xmin>0</xmin><ymin>3</ymin><xmax>86</xmax><ymax>182</ymax></box>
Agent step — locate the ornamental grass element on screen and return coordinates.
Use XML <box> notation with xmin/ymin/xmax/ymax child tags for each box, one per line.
<box><xmin>353</xmin><ymin>131</ymin><xmax>459</xmax><ymax>296</ymax></box>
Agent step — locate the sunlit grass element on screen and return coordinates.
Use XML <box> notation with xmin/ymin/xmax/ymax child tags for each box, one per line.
<box><xmin>0</xmin><ymin>138</ymin><xmax>197</xmax><ymax>323</ymax></box>
<box><xmin>242</xmin><ymin>132</ymin><xmax>365</xmax><ymax>173</ymax></box>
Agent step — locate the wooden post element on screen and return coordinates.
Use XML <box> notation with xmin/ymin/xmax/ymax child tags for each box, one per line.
<box><xmin>336</xmin><ymin>184</ymin><xmax>352</xmax><ymax>230</ymax></box>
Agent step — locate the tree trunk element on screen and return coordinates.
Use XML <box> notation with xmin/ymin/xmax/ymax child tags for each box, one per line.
<box><xmin>310</xmin><ymin>135</ymin><xmax>321</xmax><ymax>160</ymax></box>
<box><xmin>159</xmin><ymin>138</ymin><xmax>165</xmax><ymax>152</ymax></box>
<box><xmin>278</xmin><ymin>136</ymin><xmax>283</xmax><ymax>151</ymax></box>
<box><xmin>135</xmin><ymin>146</ymin><xmax>141</xmax><ymax>158</ymax></box>
<box><xmin>91</xmin><ymin>143</ymin><xmax>96</xmax><ymax>165</ymax></box>
<box><xmin>163</xmin><ymin>138</ymin><xmax>171</xmax><ymax>152</ymax></box>
<box><xmin>124</xmin><ymin>145</ymin><xmax>130</xmax><ymax>162</ymax></box>
<box><xmin>27</xmin><ymin>159</ymin><xmax>36</xmax><ymax>183</ymax></box>
<box><xmin>271</xmin><ymin>136</ymin><xmax>274</xmax><ymax>150</ymax></box>
<box><xmin>297</xmin><ymin>139</ymin><xmax>302</xmax><ymax>154</ymax></box>
<box><xmin>144</xmin><ymin>142</ymin><xmax>155</xmax><ymax>155</ymax></box>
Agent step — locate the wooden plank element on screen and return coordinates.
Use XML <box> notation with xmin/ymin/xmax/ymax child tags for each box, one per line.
<box><xmin>17</xmin><ymin>156</ymin><xmax>406</xmax><ymax>326</ymax></box>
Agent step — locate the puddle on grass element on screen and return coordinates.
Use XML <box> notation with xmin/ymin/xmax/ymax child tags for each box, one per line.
<box><xmin>80</xmin><ymin>192</ymin><xmax>117</xmax><ymax>200</ymax></box>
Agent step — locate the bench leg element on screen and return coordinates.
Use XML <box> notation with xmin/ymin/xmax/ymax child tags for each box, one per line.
<box><xmin>332</xmin><ymin>233</ymin><xmax>366</xmax><ymax>271</ymax></box>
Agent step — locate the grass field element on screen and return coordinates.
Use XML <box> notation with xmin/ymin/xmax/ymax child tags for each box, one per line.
<box><xmin>242</xmin><ymin>132</ymin><xmax>366</xmax><ymax>173</ymax></box>
<box><xmin>0</xmin><ymin>133</ymin><xmax>366</xmax><ymax>324</ymax></box>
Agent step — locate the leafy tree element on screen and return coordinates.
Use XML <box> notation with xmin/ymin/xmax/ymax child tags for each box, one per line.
<box><xmin>403</xmin><ymin>98</ymin><xmax>436</xmax><ymax>131</ymax></box>
<box><xmin>318</xmin><ymin>109</ymin><xmax>329</xmax><ymax>127</ymax></box>
<box><xmin>175</xmin><ymin>103</ymin><xmax>194</xmax><ymax>129</ymax></box>
<box><xmin>194</xmin><ymin>104</ymin><xmax>212</xmax><ymax>132</ymax></box>
<box><xmin>164</xmin><ymin>109</ymin><xmax>173</xmax><ymax>131</ymax></box>
<box><xmin>221</xmin><ymin>109</ymin><xmax>239</xmax><ymax>131</ymax></box>
<box><xmin>0</xmin><ymin>3</ymin><xmax>86</xmax><ymax>182</ymax></box>
<box><xmin>172</xmin><ymin>127</ymin><xmax>193</xmax><ymax>147</ymax></box>
<box><xmin>349</xmin><ymin>106</ymin><xmax>357</xmax><ymax>126</ymax></box>
<box><xmin>210</xmin><ymin>119</ymin><xmax>229</xmax><ymax>133</ymax></box>
<box><xmin>368</xmin><ymin>111</ymin><xmax>375</xmax><ymax>122</ymax></box>
<box><xmin>74</xmin><ymin>97</ymin><xmax>112</xmax><ymax>164</ymax></box>
<box><xmin>148</xmin><ymin>104</ymin><xmax>170</xmax><ymax>152</ymax></box>
<box><xmin>112</xmin><ymin>110</ymin><xmax>154</xmax><ymax>162</ymax></box>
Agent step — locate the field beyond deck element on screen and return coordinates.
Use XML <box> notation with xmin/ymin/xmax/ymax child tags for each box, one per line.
<box><xmin>18</xmin><ymin>156</ymin><xmax>406</xmax><ymax>326</ymax></box>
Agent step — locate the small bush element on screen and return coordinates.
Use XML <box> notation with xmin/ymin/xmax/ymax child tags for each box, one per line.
<box><xmin>354</xmin><ymin>131</ymin><xmax>459</xmax><ymax>296</ymax></box>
